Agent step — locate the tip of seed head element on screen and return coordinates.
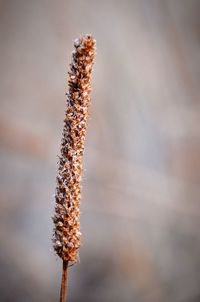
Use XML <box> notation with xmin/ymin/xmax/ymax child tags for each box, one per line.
<box><xmin>74</xmin><ymin>34</ymin><xmax>96</xmax><ymax>52</ymax></box>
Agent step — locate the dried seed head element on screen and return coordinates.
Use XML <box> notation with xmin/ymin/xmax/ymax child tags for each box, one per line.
<box><xmin>53</xmin><ymin>35</ymin><xmax>96</xmax><ymax>264</ymax></box>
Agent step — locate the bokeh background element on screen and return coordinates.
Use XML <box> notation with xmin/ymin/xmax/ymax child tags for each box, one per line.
<box><xmin>1</xmin><ymin>0</ymin><xmax>200</xmax><ymax>301</ymax></box>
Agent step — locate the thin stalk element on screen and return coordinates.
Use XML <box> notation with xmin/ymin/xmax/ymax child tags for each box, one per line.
<box><xmin>59</xmin><ymin>260</ymin><xmax>68</xmax><ymax>302</ymax></box>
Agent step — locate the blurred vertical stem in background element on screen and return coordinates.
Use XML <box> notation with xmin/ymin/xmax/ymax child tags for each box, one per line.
<box><xmin>52</xmin><ymin>35</ymin><xmax>96</xmax><ymax>302</ymax></box>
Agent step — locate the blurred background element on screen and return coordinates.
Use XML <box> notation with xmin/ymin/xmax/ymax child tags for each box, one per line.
<box><xmin>1</xmin><ymin>0</ymin><xmax>200</xmax><ymax>301</ymax></box>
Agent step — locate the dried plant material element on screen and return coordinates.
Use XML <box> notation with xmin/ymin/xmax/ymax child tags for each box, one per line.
<box><xmin>53</xmin><ymin>35</ymin><xmax>96</xmax><ymax>264</ymax></box>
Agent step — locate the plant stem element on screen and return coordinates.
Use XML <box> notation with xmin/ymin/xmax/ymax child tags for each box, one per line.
<box><xmin>59</xmin><ymin>260</ymin><xmax>68</xmax><ymax>302</ymax></box>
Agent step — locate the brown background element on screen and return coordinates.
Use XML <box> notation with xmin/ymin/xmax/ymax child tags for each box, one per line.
<box><xmin>1</xmin><ymin>0</ymin><xmax>200</xmax><ymax>301</ymax></box>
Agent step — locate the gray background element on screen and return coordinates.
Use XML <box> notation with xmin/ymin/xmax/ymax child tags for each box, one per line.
<box><xmin>1</xmin><ymin>0</ymin><xmax>200</xmax><ymax>301</ymax></box>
